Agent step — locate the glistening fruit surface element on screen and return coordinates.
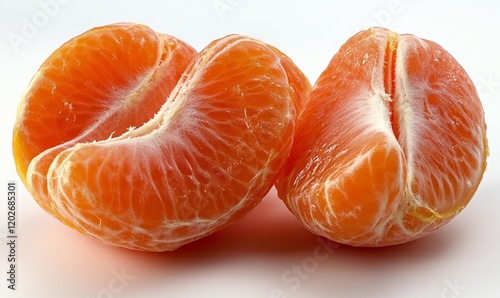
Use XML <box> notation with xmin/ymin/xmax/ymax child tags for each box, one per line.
<box><xmin>276</xmin><ymin>28</ymin><xmax>488</xmax><ymax>247</ymax></box>
<box><xmin>13</xmin><ymin>23</ymin><xmax>311</xmax><ymax>251</ymax></box>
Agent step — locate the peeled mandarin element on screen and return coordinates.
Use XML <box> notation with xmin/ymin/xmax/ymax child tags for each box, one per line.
<box><xmin>13</xmin><ymin>23</ymin><xmax>311</xmax><ymax>251</ymax></box>
<box><xmin>276</xmin><ymin>27</ymin><xmax>488</xmax><ymax>246</ymax></box>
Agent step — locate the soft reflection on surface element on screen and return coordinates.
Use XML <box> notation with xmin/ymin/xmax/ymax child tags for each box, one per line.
<box><xmin>20</xmin><ymin>187</ymin><xmax>471</xmax><ymax>298</ymax></box>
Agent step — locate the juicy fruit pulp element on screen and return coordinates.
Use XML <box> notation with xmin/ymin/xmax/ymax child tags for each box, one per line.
<box><xmin>12</xmin><ymin>23</ymin><xmax>311</xmax><ymax>251</ymax></box>
<box><xmin>13</xmin><ymin>23</ymin><xmax>198</xmax><ymax>219</ymax></box>
<box><xmin>276</xmin><ymin>28</ymin><xmax>488</xmax><ymax>247</ymax></box>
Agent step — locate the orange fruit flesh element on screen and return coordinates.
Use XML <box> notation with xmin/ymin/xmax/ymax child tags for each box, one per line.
<box><xmin>14</xmin><ymin>23</ymin><xmax>197</xmax><ymax>181</ymax></box>
<box><xmin>13</xmin><ymin>23</ymin><xmax>197</xmax><ymax>220</ymax></box>
<box><xmin>276</xmin><ymin>28</ymin><xmax>488</xmax><ymax>246</ymax></box>
<box><xmin>14</xmin><ymin>26</ymin><xmax>311</xmax><ymax>251</ymax></box>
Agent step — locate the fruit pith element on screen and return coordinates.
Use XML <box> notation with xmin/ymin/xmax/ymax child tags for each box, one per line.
<box><xmin>12</xmin><ymin>23</ymin><xmax>311</xmax><ymax>251</ymax></box>
<box><xmin>276</xmin><ymin>28</ymin><xmax>488</xmax><ymax>246</ymax></box>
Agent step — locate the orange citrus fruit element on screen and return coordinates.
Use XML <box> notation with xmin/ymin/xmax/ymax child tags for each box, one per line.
<box><xmin>13</xmin><ymin>23</ymin><xmax>311</xmax><ymax>251</ymax></box>
<box><xmin>13</xmin><ymin>23</ymin><xmax>197</xmax><ymax>220</ymax></box>
<box><xmin>276</xmin><ymin>27</ymin><xmax>488</xmax><ymax>247</ymax></box>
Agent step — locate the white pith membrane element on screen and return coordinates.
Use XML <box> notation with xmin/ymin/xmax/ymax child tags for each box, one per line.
<box><xmin>385</xmin><ymin>34</ymin><xmax>486</xmax><ymax>245</ymax></box>
<box><xmin>25</xmin><ymin>24</ymin><xmax>181</xmax><ymax>214</ymax></box>
<box><xmin>28</xmin><ymin>34</ymin><xmax>293</xmax><ymax>251</ymax></box>
<box><xmin>288</xmin><ymin>28</ymin><xmax>486</xmax><ymax>246</ymax></box>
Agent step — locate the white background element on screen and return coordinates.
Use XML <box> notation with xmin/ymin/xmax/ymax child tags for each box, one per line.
<box><xmin>1</xmin><ymin>1</ymin><xmax>499</xmax><ymax>297</ymax></box>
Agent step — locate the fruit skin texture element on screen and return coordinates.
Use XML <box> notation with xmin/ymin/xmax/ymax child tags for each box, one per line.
<box><xmin>276</xmin><ymin>27</ymin><xmax>488</xmax><ymax>247</ymax></box>
<box><xmin>13</xmin><ymin>23</ymin><xmax>311</xmax><ymax>251</ymax></box>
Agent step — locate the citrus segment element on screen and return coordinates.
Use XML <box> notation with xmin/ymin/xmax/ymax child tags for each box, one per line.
<box><xmin>276</xmin><ymin>28</ymin><xmax>488</xmax><ymax>246</ymax></box>
<box><xmin>13</xmin><ymin>28</ymin><xmax>310</xmax><ymax>251</ymax></box>
<box><xmin>14</xmin><ymin>23</ymin><xmax>197</xmax><ymax>183</ymax></box>
<box><xmin>13</xmin><ymin>23</ymin><xmax>197</xmax><ymax>220</ymax></box>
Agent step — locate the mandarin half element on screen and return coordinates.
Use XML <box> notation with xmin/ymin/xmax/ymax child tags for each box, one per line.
<box><xmin>276</xmin><ymin>28</ymin><xmax>488</xmax><ymax>246</ymax></box>
<box><xmin>12</xmin><ymin>23</ymin><xmax>311</xmax><ymax>251</ymax></box>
